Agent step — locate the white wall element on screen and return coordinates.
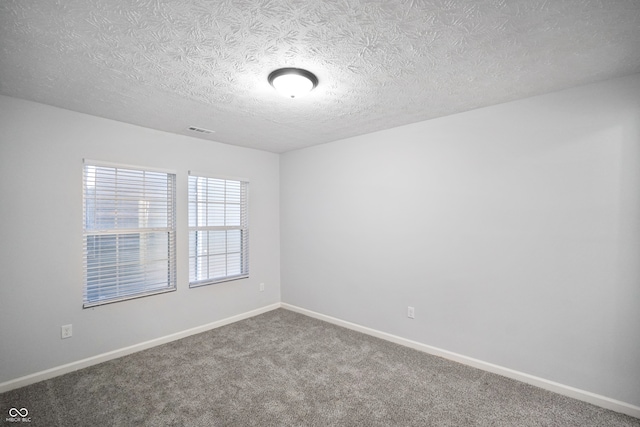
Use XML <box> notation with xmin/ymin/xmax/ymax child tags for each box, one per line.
<box><xmin>0</xmin><ymin>95</ymin><xmax>280</xmax><ymax>384</ymax></box>
<box><xmin>2</xmin><ymin>74</ymin><xmax>639</xmax><ymax>408</ymax></box>
<box><xmin>281</xmin><ymin>74</ymin><xmax>640</xmax><ymax>407</ymax></box>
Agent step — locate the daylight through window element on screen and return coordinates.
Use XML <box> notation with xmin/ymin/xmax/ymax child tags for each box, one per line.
<box><xmin>82</xmin><ymin>162</ymin><xmax>177</xmax><ymax>307</ymax></box>
<box><xmin>188</xmin><ymin>174</ymin><xmax>249</xmax><ymax>287</ymax></box>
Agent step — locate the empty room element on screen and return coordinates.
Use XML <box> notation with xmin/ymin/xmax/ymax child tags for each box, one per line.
<box><xmin>1</xmin><ymin>0</ymin><xmax>639</xmax><ymax>425</ymax></box>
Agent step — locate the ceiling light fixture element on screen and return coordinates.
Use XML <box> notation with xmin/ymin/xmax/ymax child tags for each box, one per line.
<box><xmin>268</xmin><ymin>68</ymin><xmax>318</xmax><ymax>98</ymax></box>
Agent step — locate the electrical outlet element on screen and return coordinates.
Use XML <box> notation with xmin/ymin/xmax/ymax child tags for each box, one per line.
<box><xmin>407</xmin><ymin>306</ymin><xmax>415</xmax><ymax>319</ymax></box>
<box><xmin>259</xmin><ymin>283</ymin><xmax>265</xmax><ymax>292</ymax></box>
<box><xmin>61</xmin><ymin>324</ymin><xmax>72</xmax><ymax>339</ymax></box>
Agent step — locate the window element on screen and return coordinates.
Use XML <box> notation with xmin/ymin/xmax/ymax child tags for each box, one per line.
<box><xmin>83</xmin><ymin>162</ymin><xmax>177</xmax><ymax>307</ymax></box>
<box><xmin>188</xmin><ymin>174</ymin><xmax>249</xmax><ymax>287</ymax></box>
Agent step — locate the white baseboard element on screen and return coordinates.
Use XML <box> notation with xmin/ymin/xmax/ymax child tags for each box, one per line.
<box><xmin>0</xmin><ymin>303</ymin><xmax>281</xmax><ymax>394</ymax></box>
<box><xmin>281</xmin><ymin>303</ymin><xmax>640</xmax><ymax>419</ymax></box>
<box><xmin>3</xmin><ymin>302</ymin><xmax>638</xmax><ymax>419</ymax></box>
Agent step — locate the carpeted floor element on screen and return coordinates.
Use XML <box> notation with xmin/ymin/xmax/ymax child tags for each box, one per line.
<box><xmin>1</xmin><ymin>309</ymin><xmax>638</xmax><ymax>426</ymax></box>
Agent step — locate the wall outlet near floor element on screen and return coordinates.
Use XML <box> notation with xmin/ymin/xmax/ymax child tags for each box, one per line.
<box><xmin>407</xmin><ymin>306</ymin><xmax>415</xmax><ymax>319</ymax></box>
<box><xmin>259</xmin><ymin>283</ymin><xmax>265</xmax><ymax>292</ymax></box>
<box><xmin>61</xmin><ymin>324</ymin><xmax>73</xmax><ymax>339</ymax></box>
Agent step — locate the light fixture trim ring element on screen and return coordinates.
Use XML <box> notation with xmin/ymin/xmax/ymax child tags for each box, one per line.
<box><xmin>268</xmin><ymin>67</ymin><xmax>319</xmax><ymax>90</ymax></box>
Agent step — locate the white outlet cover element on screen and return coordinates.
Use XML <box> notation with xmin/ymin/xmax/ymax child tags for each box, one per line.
<box><xmin>61</xmin><ymin>324</ymin><xmax>72</xmax><ymax>339</ymax></box>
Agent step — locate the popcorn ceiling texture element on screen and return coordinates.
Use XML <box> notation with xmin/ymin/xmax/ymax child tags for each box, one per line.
<box><xmin>1</xmin><ymin>0</ymin><xmax>639</xmax><ymax>152</ymax></box>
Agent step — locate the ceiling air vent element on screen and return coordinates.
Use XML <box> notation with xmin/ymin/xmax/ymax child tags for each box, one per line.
<box><xmin>187</xmin><ymin>126</ymin><xmax>215</xmax><ymax>134</ymax></box>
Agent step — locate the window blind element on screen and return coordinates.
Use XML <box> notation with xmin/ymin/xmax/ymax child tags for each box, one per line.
<box><xmin>188</xmin><ymin>174</ymin><xmax>249</xmax><ymax>286</ymax></box>
<box><xmin>83</xmin><ymin>163</ymin><xmax>177</xmax><ymax>307</ymax></box>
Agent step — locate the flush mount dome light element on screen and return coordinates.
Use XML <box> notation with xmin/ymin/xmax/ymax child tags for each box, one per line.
<box><xmin>268</xmin><ymin>68</ymin><xmax>318</xmax><ymax>98</ymax></box>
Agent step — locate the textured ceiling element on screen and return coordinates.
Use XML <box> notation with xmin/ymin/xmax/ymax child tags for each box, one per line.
<box><xmin>1</xmin><ymin>0</ymin><xmax>639</xmax><ymax>153</ymax></box>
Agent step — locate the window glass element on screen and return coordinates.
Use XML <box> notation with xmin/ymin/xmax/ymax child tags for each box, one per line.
<box><xmin>83</xmin><ymin>163</ymin><xmax>176</xmax><ymax>307</ymax></box>
<box><xmin>188</xmin><ymin>175</ymin><xmax>249</xmax><ymax>286</ymax></box>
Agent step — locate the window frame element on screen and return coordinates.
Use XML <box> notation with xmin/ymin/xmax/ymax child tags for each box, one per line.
<box><xmin>82</xmin><ymin>160</ymin><xmax>177</xmax><ymax>308</ymax></box>
<box><xmin>188</xmin><ymin>172</ymin><xmax>249</xmax><ymax>288</ymax></box>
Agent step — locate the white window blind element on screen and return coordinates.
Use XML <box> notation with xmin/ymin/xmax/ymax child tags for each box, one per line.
<box><xmin>83</xmin><ymin>163</ymin><xmax>177</xmax><ymax>307</ymax></box>
<box><xmin>188</xmin><ymin>174</ymin><xmax>249</xmax><ymax>287</ymax></box>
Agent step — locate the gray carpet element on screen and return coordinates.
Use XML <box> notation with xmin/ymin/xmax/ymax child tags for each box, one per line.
<box><xmin>1</xmin><ymin>309</ymin><xmax>638</xmax><ymax>426</ymax></box>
